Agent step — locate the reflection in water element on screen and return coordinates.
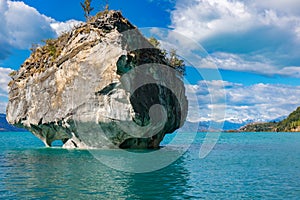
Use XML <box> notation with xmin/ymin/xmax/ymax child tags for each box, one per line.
<box><xmin>1</xmin><ymin>148</ymin><xmax>190</xmax><ymax>199</ymax></box>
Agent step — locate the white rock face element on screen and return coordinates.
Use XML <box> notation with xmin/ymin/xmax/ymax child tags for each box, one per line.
<box><xmin>6</xmin><ymin>11</ymin><xmax>187</xmax><ymax>149</ymax></box>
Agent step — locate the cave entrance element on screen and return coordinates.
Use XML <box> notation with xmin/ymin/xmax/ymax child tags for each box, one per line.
<box><xmin>51</xmin><ymin>140</ymin><xmax>64</xmax><ymax>147</ymax></box>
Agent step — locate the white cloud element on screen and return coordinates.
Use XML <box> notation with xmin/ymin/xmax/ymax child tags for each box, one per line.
<box><xmin>202</xmin><ymin>52</ymin><xmax>300</xmax><ymax>78</ymax></box>
<box><xmin>185</xmin><ymin>80</ymin><xmax>228</xmax><ymax>122</ymax></box>
<box><xmin>0</xmin><ymin>1</ymin><xmax>82</xmax><ymax>112</ymax></box>
<box><xmin>0</xmin><ymin>0</ymin><xmax>56</xmax><ymax>51</ymax></box>
<box><xmin>0</xmin><ymin>66</ymin><xmax>13</xmax><ymax>113</ymax></box>
<box><xmin>0</xmin><ymin>67</ymin><xmax>12</xmax><ymax>93</ymax></box>
<box><xmin>251</xmin><ymin>0</ymin><xmax>300</xmax><ymax>15</ymax></box>
<box><xmin>171</xmin><ymin>0</ymin><xmax>300</xmax><ymax>44</ymax></box>
<box><xmin>171</xmin><ymin>0</ymin><xmax>300</xmax><ymax>75</ymax></box>
<box><xmin>50</xmin><ymin>19</ymin><xmax>82</xmax><ymax>36</ymax></box>
<box><xmin>225</xmin><ymin>83</ymin><xmax>300</xmax><ymax>121</ymax></box>
<box><xmin>0</xmin><ymin>0</ymin><xmax>82</xmax><ymax>60</ymax></box>
<box><xmin>171</xmin><ymin>0</ymin><xmax>253</xmax><ymax>41</ymax></box>
<box><xmin>186</xmin><ymin>80</ymin><xmax>300</xmax><ymax>122</ymax></box>
<box><xmin>277</xmin><ymin>67</ymin><xmax>300</xmax><ymax>78</ymax></box>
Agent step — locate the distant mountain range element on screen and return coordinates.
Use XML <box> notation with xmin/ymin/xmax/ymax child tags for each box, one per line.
<box><xmin>198</xmin><ymin>120</ymin><xmax>251</xmax><ymax>131</ymax></box>
<box><xmin>180</xmin><ymin>119</ymin><xmax>255</xmax><ymax>132</ymax></box>
<box><xmin>239</xmin><ymin>107</ymin><xmax>300</xmax><ymax>132</ymax></box>
<box><xmin>0</xmin><ymin>114</ymin><xmax>26</xmax><ymax>132</ymax></box>
<box><xmin>181</xmin><ymin>116</ymin><xmax>287</xmax><ymax>132</ymax></box>
<box><xmin>0</xmin><ymin>112</ymin><xmax>292</xmax><ymax>133</ymax></box>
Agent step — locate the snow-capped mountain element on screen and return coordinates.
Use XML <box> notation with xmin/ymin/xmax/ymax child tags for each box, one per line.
<box><xmin>182</xmin><ymin>115</ymin><xmax>287</xmax><ymax>132</ymax></box>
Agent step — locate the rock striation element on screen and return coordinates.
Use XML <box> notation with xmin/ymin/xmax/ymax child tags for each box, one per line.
<box><xmin>6</xmin><ymin>10</ymin><xmax>187</xmax><ymax>149</ymax></box>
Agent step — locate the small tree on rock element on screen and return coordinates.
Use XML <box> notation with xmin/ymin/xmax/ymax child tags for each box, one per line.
<box><xmin>148</xmin><ymin>37</ymin><xmax>160</xmax><ymax>48</ymax></box>
<box><xmin>148</xmin><ymin>37</ymin><xmax>185</xmax><ymax>76</ymax></box>
<box><xmin>81</xmin><ymin>0</ymin><xmax>94</xmax><ymax>21</ymax></box>
<box><xmin>104</xmin><ymin>0</ymin><xmax>109</xmax><ymax>11</ymax></box>
<box><xmin>168</xmin><ymin>49</ymin><xmax>185</xmax><ymax>75</ymax></box>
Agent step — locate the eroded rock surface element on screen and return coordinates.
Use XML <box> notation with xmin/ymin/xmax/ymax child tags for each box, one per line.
<box><xmin>6</xmin><ymin>10</ymin><xmax>187</xmax><ymax>149</ymax></box>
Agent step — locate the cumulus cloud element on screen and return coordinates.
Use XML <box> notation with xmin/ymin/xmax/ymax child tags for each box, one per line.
<box><xmin>0</xmin><ymin>0</ymin><xmax>82</xmax><ymax>112</ymax></box>
<box><xmin>186</xmin><ymin>80</ymin><xmax>300</xmax><ymax>122</ymax></box>
<box><xmin>185</xmin><ymin>80</ymin><xmax>228</xmax><ymax>122</ymax></box>
<box><xmin>0</xmin><ymin>66</ymin><xmax>12</xmax><ymax>113</ymax></box>
<box><xmin>0</xmin><ymin>67</ymin><xmax>12</xmax><ymax>92</ymax></box>
<box><xmin>225</xmin><ymin>83</ymin><xmax>300</xmax><ymax>121</ymax></box>
<box><xmin>0</xmin><ymin>0</ymin><xmax>56</xmax><ymax>58</ymax></box>
<box><xmin>201</xmin><ymin>53</ymin><xmax>300</xmax><ymax>78</ymax></box>
<box><xmin>50</xmin><ymin>20</ymin><xmax>82</xmax><ymax>36</ymax></box>
<box><xmin>170</xmin><ymin>0</ymin><xmax>300</xmax><ymax>75</ymax></box>
<box><xmin>171</xmin><ymin>0</ymin><xmax>300</xmax><ymax>47</ymax></box>
<box><xmin>0</xmin><ymin>0</ymin><xmax>82</xmax><ymax>60</ymax></box>
<box><xmin>171</xmin><ymin>0</ymin><xmax>254</xmax><ymax>41</ymax></box>
<box><xmin>250</xmin><ymin>0</ymin><xmax>300</xmax><ymax>15</ymax></box>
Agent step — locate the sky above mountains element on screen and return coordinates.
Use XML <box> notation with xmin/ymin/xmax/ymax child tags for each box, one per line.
<box><xmin>0</xmin><ymin>0</ymin><xmax>300</xmax><ymax>122</ymax></box>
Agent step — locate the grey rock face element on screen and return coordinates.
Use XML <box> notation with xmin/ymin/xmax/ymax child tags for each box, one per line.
<box><xmin>6</xmin><ymin>11</ymin><xmax>187</xmax><ymax>149</ymax></box>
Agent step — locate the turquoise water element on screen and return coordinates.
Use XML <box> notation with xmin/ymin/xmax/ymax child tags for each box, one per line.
<box><xmin>1</xmin><ymin>132</ymin><xmax>300</xmax><ymax>199</ymax></box>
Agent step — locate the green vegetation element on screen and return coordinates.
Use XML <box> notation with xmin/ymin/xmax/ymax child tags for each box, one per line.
<box><xmin>148</xmin><ymin>37</ymin><xmax>186</xmax><ymax>76</ymax></box>
<box><xmin>81</xmin><ymin>0</ymin><xmax>110</xmax><ymax>21</ymax></box>
<box><xmin>10</xmin><ymin>8</ymin><xmax>185</xmax><ymax>89</ymax></box>
<box><xmin>239</xmin><ymin>122</ymin><xmax>277</xmax><ymax>132</ymax></box>
<box><xmin>8</xmin><ymin>70</ymin><xmax>17</xmax><ymax>77</ymax></box>
<box><xmin>168</xmin><ymin>49</ymin><xmax>185</xmax><ymax>75</ymax></box>
<box><xmin>148</xmin><ymin>37</ymin><xmax>160</xmax><ymax>48</ymax></box>
<box><xmin>44</xmin><ymin>39</ymin><xmax>57</xmax><ymax>58</ymax></box>
<box><xmin>240</xmin><ymin>107</ymin><xmax>300</xmax><ymax>132</ymax></box>
<box><xmin>8</xmin><ymin>30</ymin><xmax>72</xmax><ymax>86</ymax></box>
<box><xmin>277</xmin><ymin>107</ymin><xmax>300</xmax><ymax>131</ymax></box>
<box><xmin>30</xmin><ymin>43</ymin><xmax>40</xmax><ymax>53</ymax></box>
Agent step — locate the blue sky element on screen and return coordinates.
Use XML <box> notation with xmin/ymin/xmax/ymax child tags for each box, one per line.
<box><xmin>0</xmin><ymin>0</ymin><xmax>300</xmax><ymax>123</ymax></box>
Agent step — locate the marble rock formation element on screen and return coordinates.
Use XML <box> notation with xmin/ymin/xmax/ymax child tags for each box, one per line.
<box><xmin>6</xmin><ymin>10</ymin><xmax>187</xmax><ymax>149</ymax></box>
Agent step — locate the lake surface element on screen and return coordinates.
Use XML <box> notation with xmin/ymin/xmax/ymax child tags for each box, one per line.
<box><xmin>1</xmin><ymin>132</ymin><xmax>300</xmax><ymax>199</ymax></box>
